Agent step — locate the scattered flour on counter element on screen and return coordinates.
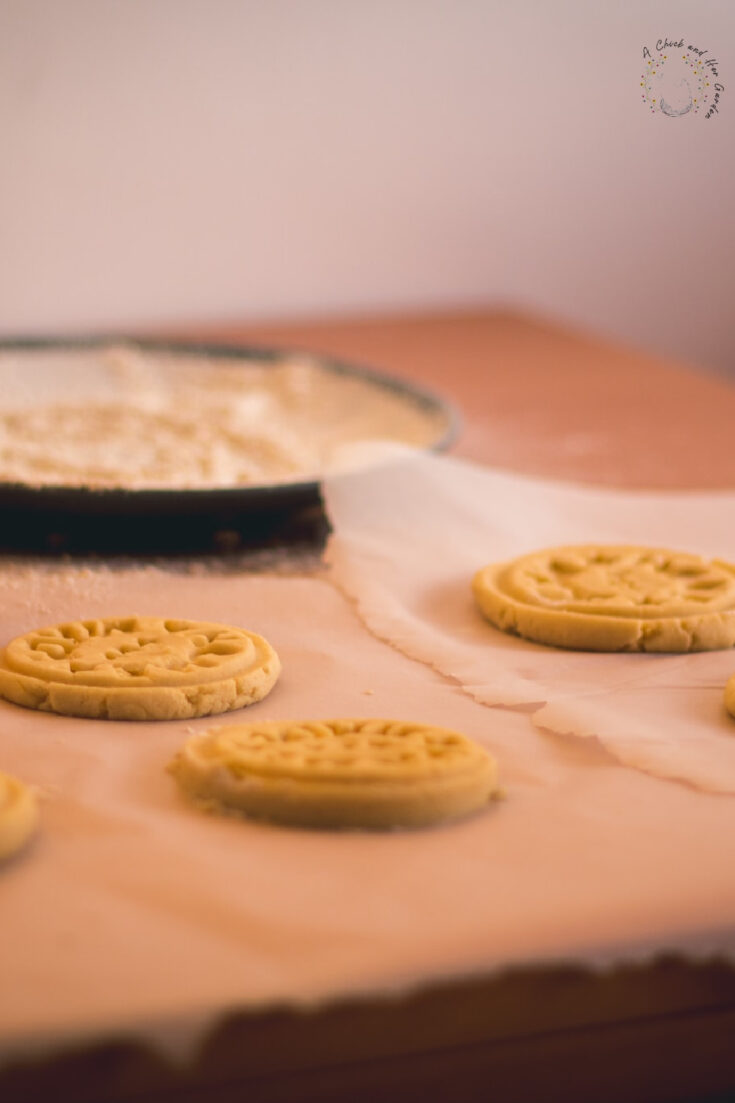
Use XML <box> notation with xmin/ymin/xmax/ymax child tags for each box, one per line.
<box><xmin>0</xmin><ymin>562</ymin><xmax>153</xmax><ymax>623</ymax></box>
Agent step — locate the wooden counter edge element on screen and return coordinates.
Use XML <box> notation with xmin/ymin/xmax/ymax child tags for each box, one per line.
<box><xmin>4</xmin><ymin>956</ymin><xmax>735</xmax><ymax>1103</ymax></box>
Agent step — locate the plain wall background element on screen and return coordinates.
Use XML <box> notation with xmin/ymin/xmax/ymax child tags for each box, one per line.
<box><xmin>0</xmin><ymin>0</ymin><xmax>733</xmax><ymax>372</ymax></box>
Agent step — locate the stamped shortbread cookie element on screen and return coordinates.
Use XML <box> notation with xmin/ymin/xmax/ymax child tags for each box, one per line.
<box><xmin>724</xmin><ymin>675</ymin><xmax>735</xmax><ymax>720</ymax></box>
<box><xmin>473</xmin><ymin>545</ymin><xmax>735</xmax><ymax>652</ymax></box>
<box><xmin>0</xmin><ymin>771</ymin><xmax>38</xmax><ymax>862</ymax></box>
<box><xmin>170</xmin><ymin>718</ymin><xmax>499</xmax><ymax>829</ymax></box>
<box><xmin>0</xmin><ymin>616</ymin><xmax>280</xmax><ymax>720</ymax></box>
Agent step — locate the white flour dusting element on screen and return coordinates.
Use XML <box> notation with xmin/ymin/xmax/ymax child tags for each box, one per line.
<box><xmin>0</xmin><ymin>345</ymin><xmax>448</xmax><ymax>490</ymax></box>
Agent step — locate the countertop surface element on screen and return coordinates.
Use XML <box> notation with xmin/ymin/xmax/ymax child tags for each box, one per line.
<box><xmin>4</xmin><ymin>308</ymin><xmax>735</xmax><ymax>1103</ymax></box>
<box><xmin>182</xmin><ymin>308</ymin><xmax>735</xmax><ymax>489</ymax></box>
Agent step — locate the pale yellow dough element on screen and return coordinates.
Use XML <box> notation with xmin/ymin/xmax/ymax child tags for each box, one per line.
<box><xmin>0</xmin><ymin>616</ymin><xmax>280</xmax><ymax>720</ymax></box>
<box><xmin>724</xmin><ymin>675</ymin><xmax>735</xmax><ymax>720</ymax></box>
<box><xmin>170</xmin><ymin>718</ymin><xmax>499</xmax><ymax>829</ymax></box>
<box><xmin>0</xmin><ymin>771</ymin><xmax>38</xmax><ymax>861</ymax></box>
<box><xmin>473</xmin><ymin>545</ymin><xmax>735</xmax><ymax>652</ymax></box>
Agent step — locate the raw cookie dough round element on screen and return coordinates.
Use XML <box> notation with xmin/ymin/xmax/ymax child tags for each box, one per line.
<box><xmin>473</xmin><ymin>545</ymin><xmax>735</xmax><ymax>652</ymax></box>
<box><xmin>724</xmin><ymin>675</ymin><xmax>735</xmax><ymax>720</ymax></box>
<box><xmin>0</xmin><ymin>771</ymin><xmax>38</xmax><ymax>862</ymax></box>
<box><xmin>0</xmin><ymin>616</ymin><xmax>280</xmax><ymax>720</ymax></box>
<box><xmin>170</xmin><ymin>718</ymin><xmax>499</xmax><ymax>829</ymax></box>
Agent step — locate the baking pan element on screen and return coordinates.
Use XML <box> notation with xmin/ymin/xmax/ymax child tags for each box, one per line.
<box><xmin>0</xmin><ymin>337</ymin><xmax>458</xmax><ymax>555</ymax></box>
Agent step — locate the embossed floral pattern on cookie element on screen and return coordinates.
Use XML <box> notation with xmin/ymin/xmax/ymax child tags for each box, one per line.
<box><xmin>0</xmin><ymin>616</ymin><xmax>280</xmax><ymax>720</ymax></box>
<box><xmin>170</xmin><ymin>718</ymin><xmax>499</xmax><ymax>829</ymax></box>
<box><xmin>473</xmin><ymin>546</ymin><xmax>735</xmax><ymax>652</ymax></box>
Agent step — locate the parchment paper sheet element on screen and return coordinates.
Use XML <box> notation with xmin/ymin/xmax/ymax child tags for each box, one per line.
<box><xmin>1</xmin><ymin>459</ymin><xmax>735</xmax><ymax>1069</ymax></box>
<box><xmin>325</xmin><ymin>453</ymin><xmax>735</xmax><ymax>792</ymax></box>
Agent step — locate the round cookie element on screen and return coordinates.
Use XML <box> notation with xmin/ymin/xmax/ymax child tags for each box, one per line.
<box><xmin>473</xmin><ymin>545</ymin><xmax>735</xmax><ymax>652</ymax></box>
<box><xmin>0</xmin><ymin>771</ymin><xmax>38</xmax><ymax>862</ymax></box>
<box><xmin>169</xmin><ymin>718</ymin><xmax>499</xmax><ymax>829</ymax></box>
<box><xmin>0</xmin><ymin>616</ymin><xmax>280</xmax><ymax>720</ymax></box>
<box><xmin>725</xmin><ymin>675</ymin><xmax>735</xmax><ymax>720</ymax></box>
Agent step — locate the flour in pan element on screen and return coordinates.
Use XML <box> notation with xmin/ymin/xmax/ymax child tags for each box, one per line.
<box><xmin>0</xmin><ymin>345</ymin><xmax>448</xmax><ymax>490</ymax></box>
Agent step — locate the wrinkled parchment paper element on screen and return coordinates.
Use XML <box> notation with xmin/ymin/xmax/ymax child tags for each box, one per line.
<box><xmin>325</xmin><ymin>453</ymin><xmax>735</xmax><ymax>792</ymax></box>
<box><xmin>1</xmin><ymin>456</ymin><xmax>735</xmax><ymax>1071</ymax></box>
